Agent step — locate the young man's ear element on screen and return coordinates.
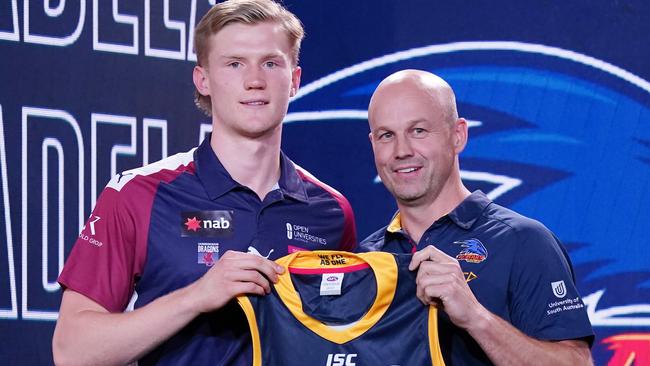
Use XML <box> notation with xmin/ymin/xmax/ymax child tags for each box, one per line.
<box><xmin>290</xmin><ymin>66</ymin><xmax>302</xmax><ymax>97</ymax></box>
<box><xmin>193</xmin><ymin>66</ymin><xmax>210</xmax><ymax>96</ymax></box>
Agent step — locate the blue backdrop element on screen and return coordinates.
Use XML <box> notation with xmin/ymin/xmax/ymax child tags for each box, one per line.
<box><xmin>1</xmin><ymin>1</ymin><xmax>649</xmax><ymax>364</ymax></box>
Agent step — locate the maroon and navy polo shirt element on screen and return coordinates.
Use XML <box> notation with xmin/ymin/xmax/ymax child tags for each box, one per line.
<box><xmin>58</xmin><ymin>135</ymin><xmax>357</xmax><ymax>365</ymax></box>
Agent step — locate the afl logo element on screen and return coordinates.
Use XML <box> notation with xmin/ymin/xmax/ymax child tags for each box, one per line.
<box><xmin>551</xmin><ymin>280</ymin><xmax>567</xmax><ymax>298</ymax></box>
<box><xmin>327</xmin><ymin>276</ymin><xmax>339</xmax><ymax>282</ymax></box>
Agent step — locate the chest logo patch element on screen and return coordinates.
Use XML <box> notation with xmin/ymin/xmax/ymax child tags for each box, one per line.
<box><xmin>454</xmin><ymin>238</ymin><xmax>488</xmax><ymax>263</ymax></box>
<box><xmin>247</xmin><ymin>246</ymin><xmax>274</xmax><ymax>259</ymax></box>
<box><xmin>181</xmin><ymin>210</ymin><xmax>234</xmax><ymax>237</ymax></box>
<box><xmin>285</xmin><ymin>222</ymin><xmax>328</xmax><ymax>246</ymax></box>
<box><xmin>197</xmin><ymin>243</ymin><xmax>219</xmax><ymax>266</ymax></box>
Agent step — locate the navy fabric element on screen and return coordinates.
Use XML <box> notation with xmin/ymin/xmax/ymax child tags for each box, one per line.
<box><xmin>244</xmin><ymin>253</ymin><xmax>443</xmax><ymax>365</ymax></box>
<box><xmin>291</xmin><ymin>269</ymin><xmax>376</xmax><ymax>324</ymax></box>
<box><xmin>359</xmin><ymin>191</ymin><xmax>594</xmax><ymax>365</ymax></box>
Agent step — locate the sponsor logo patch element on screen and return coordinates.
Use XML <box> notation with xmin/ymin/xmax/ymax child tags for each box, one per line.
<box><xmin>197</xmin><ymin>243</ymin><xmax>219</xmax><ymax>266</ymax></box>
<box><xmin>326</xmin><ymin>353</ymin><xmax>357</xmax><ymax>366</ymax></box>
<box><xmin>464</xmin><ymin>271</ymin><xmax>478</xmax><ymax>283</ymax></box>
<box><xmin>454</xmin><ymin>238</ymin><xmax>488</xmax><ymax>263</ymax></box>
<box><xmin>181</xmin><ymin>210</ymin><xmax>234</xmax><ymax>237</ymax></box>
<box><xmin>78</xmin><ymin>214</ymin><xmax>104</xmax><ymax>247</ymax></box>
<box><xmin>285</xmin><ymin>222</ymin><xmax>328</xmax><ymax>246</ymax></box>
<box><xmin>247</xmin><ymin>246</ymin><xmax>274</xmax><ymax>259</ymax></box>
<box><xmin>288</xmin><ymin>245</ymin><xmax>308</xmax><ymax>253</ymax></box>
<box><xmin>546</xmin><ymin>296</ymin><xmax>584</xmax><ymax>316</ymax></box>
<box><xmin>320</xmin><ymin>273</ymin><xmax>344</xmax><ymax>296</ymax></box>
<box><xmin>551</xmin><ymin>280</ymin><xmax>567</xmax><ymax>298</ymax></box>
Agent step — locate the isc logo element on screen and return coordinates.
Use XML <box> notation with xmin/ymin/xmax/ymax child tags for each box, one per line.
<box><xmin>326</xmin><ymin>353</ymin><xmax>357</xmax><ymax>366</ymax></box>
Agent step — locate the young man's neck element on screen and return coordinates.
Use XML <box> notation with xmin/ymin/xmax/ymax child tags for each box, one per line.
<box><xmin>397</xmin><ymin>181</ymin><xmax>471</xmax><ymax>244</ymax></box>
<box><xmin>210</xmin><ymin>125</ymin><xmax>282</xmax><ymax>200</ymax></box>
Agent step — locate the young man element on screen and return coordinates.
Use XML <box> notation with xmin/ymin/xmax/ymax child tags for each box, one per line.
<box><xmin>53</xmin><ymin>1</ymin><xmax>356</xmax><ymax>365</ymax></box>
<box><xmin>360</xmin><ymin>70</ymin><xmax>594</xmax><ymax>365</ymax></box>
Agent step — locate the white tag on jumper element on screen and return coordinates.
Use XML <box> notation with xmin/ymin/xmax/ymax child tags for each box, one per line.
<box><xmin>320</xmin><ymin>273</ymin><xmax>344</xmax><ymax>296</ymax></box>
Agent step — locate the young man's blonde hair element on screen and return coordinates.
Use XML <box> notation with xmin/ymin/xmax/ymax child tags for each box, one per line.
<box><xmin>193</xmin><ymin>0</ymin><xmax>305</xmax><ymax>116</ymax></box>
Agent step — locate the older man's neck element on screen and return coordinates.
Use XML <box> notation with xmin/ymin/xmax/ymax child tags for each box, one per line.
<box><xmin>398</xmin><ymin>184</ymin><xmax>471</xmax><ymax>244</ymax></box>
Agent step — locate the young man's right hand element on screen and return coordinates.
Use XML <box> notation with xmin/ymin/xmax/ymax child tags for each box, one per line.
<box><xmin>188</xmin><ymin>250</ymin><xmax>285</xmax><ymax>313</ymax></box>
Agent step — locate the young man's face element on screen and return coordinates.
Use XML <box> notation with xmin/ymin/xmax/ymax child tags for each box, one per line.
<box><xmin>193</xmin><ymin>21</ymin><xmax>301</xmax><ymax>138</ymax></box>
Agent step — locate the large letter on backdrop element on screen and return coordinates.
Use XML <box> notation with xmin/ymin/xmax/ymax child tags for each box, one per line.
<box><xmin>23</xmin><ymin>0</ymin><xmax>86</xmax><ymax>46</ymax></box>
<box><xmin>21</xmin><ymin>107</ymin><xmax>84</xmax><ymax>320</ymax></box>
<box><xmin>0</xmin><ymin>105</ymin><xmax>18</xmax><ymax>319</ymax></box>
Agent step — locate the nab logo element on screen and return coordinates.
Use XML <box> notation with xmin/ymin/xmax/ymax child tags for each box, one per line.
<box><xmin>181</xmin><ymin>210</ymin><xmax>234</xmax><ymax>237</ymax></box>
<box><xmin>326</xmin><ymin>353</ymin><xmax>357</xmax><ymax>366</ymax></box>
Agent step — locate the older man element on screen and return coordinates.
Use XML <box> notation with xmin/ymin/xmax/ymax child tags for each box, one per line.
<box><xmin>360</xmin><ymin>70</ymin><xmax>593</xmax><ymax>365</ymax></box>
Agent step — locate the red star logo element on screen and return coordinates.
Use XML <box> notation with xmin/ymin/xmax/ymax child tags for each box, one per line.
<box><xmin>185</xmin><ymin>217</ymin><xmax>202</xmax><ymax>232</ymax></box>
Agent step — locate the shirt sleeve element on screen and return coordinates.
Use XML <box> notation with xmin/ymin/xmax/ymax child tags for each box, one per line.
<box><xmin>58</xmin><ymin>177</ymin><xmax>148</xmax><ymax>313</ymax></box>
<box><xmin>337</xmin><ymin>194</ymin><xmax>358</xmax><ymax>252</ymax></box>
<box><xmin>508</xmin><ymin>222</ymin><xmax>594</xmax><ymax>344</ymax></box>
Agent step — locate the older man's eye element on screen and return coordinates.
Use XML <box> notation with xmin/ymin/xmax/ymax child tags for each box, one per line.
<box><xmin>411</xmin><ymin>128</ymin><xmax>428</xmax><ymax>137</ymax></box>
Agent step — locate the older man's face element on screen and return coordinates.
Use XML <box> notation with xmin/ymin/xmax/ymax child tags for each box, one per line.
<box><xmin>368</xmin><ymin>82</ymin><xmax>459</xmax><ymax>207</ymax></box>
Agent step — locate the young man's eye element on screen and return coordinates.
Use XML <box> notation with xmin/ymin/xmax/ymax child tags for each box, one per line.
<box><xmin>228</xmin><ymin>62</ymin><xmax>242</xmax><ymax>68</ymax></box>
<box><xmin>264</xmin><ymin>61</ymin><xmax>277</xmax><ymax>68</ymax></box>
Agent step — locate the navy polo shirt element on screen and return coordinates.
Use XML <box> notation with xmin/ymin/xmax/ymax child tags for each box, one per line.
<box><xmin>59</xmin><ymin>135</ymin><xmax>357</xmax><ymax>365</ymax></box>
<box><xmin>360</xmin><ymin>191</ymin><xmax>593</xmax><ymax>365</ymax></box>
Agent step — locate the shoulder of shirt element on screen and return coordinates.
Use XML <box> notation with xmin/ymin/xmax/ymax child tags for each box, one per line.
<box><xmin>291</xmin><ymin>161</ymin><xmax>351</xmax><ymax>203</ymax></box>
<box><xmin>357</xmin><ymin>225</ymin><xmax>390</xmax><ymax>252</ymax></box>
<box><xmin>481</xmin><ymin>200</ymin><xmax>555</xmax><ymax>240</ymax></box>
<box><xmin>105</xmin><ymin>148</ymin><xmax>197</xmax><ymax>192</ymax></box>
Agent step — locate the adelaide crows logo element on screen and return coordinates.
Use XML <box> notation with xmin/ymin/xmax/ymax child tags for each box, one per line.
<box><xmin>454</xmin><ymin>239</ymin><xmax>488</xmax><ymax>263</ymax></box>
<box><xmin>282</xmin><ymin>41</ymin><xmax>650</xmax><ymax>350</ymax></box>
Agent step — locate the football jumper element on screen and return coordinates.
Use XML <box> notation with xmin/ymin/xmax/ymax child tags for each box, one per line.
<box><xmin>58</xmin><ymin>135</ymin><xmax>357</xmax><ymax>365</ymax></box>
<box><xmin>238</xmin><ymin>251</ymin><xmax>445</xmax><ymax>366</ymax></box>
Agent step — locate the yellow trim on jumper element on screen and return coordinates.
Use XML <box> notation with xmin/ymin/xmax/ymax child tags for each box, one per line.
<box><xmin>236</xmin><ymin>296</ymin><xmax>262</xmax><ymax>366</ymax></box>
<box><xmin>274</xmin><ymin>250</ymin><xmax>397</xmax><ymax>344</ymax></box>
<box><xmin>428</xmin><ymin>306</ymin><xmax>446</xmax><ymax>365</ymax></box>
<box><xmin>387</xmin><ymin>212</ymin><xmax>402</xmax><ymax>233</ymax></box>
